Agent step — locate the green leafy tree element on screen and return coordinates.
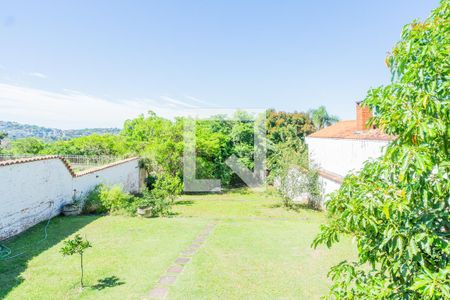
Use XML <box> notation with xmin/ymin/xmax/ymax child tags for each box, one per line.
<box><xmin>0</xmin><ymin>132</ymin><xmax>7</xmax><ymax>142</ymax></box>
<box><xmin>265</xmin><ymin>110</ymin><xmax>315</xmax><ymax>183</ymax></box>
<box><xmin>60</xmin><ymin>234</ymin><xmax>92</xmax><ymax>288</ymax></box>
<box><xmin>313</xmin><ymin>2</ymin><xmax>449</xmax><ymax>299</ymax></box>
<box><xmin>43</xmin><ymin>134</ymin><xmax>125</xmax><ymax>156</ymax></box>
<box><xmin>195</xmin><ymin>117</ymin><xmax>234</xmax><ymax>185</ymax></box>
<box><xmin>139</xmin><ymin>174</ymin><xmax>183</xmax><ymax>216</ymax></box>
<box><xmin>0</xmin><ymin>132</ymin><xmax>7</xmax><ymax>152</ymax></box>
<box><xmin>9</xmin><ymin>137</ymin><xmax>46</xmax><ymax>154</ymax></box>
<box><xmin>121</xmin><ymin>112</ymin><xmax>183</xmax><ymax>177</ymax></box>
<box><xmin>266</xmin><ymin>109</ymin><xmax>315</xmax><ymax>144</ymax></box>
<box><xmin>308</xmin><ymin>106</ymin><xmax>339</xmax><ymax>130</ymax></box>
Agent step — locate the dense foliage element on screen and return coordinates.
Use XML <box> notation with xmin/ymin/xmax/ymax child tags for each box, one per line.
<box><xmin>136</xmin><ymin>175</ymin><xmax>183</xmax><ymax>216</ymax></box>
<box><xmin>42</xmin><ymin>134</ymin><xmax>125</xmax><ymax>156</ymax></box>
<box><xmin>313</xmin><ymin>2</ymin><xmax>449</xmax><ymax>298</ymax></box>
<box><xmin>9</xmin><ymin>138</ymin><xmax>45</xmax><ymax>154</ymax></box>
<box><xmin>266</xmin><ymin>109</ymin><xmax>314</xmax><ymax>144</ymax></box>
<box><xmin>8</xmin><ymin>109</ymin><xmax>317</xmax><ymax>187</ymax></box>
<box><xmin>83</xmin><ymin>177</ymin><xmax>182</xmax><ymax>217</ymax></box>
<box><xmin>82</xmin><ymin>185</ymin><xmax>140</xmax><ymax>215</ymax></box>
<box><xmin>0</xmin><ymin>132</ymin><xmax>7</xmax><ymax>152</ymax></box>
<box><xmin>0</xmin><ymin>132</ymin><xmax>6</xmax><ymax>141</ymax></box>
<box><xmin>4</xmin><ymin>108</ymin><xmax>326</xmax><ymax>189</ymax></box>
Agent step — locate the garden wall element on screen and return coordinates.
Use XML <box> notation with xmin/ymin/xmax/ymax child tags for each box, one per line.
<box><xmin>317</xmin><ymin>169</ymin><xmax>343</xmax><ymax>199</ymax></box>
<box><xmin>0</xmin><ymin>156</ymin><xmax>140</xmax><ymax>240</ymax></box>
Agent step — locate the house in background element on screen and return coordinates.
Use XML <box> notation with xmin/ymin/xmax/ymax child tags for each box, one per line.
<box><xmin>305</xmin><ymin>103</ymin><xmax>394</xmax><ymax>198</ymax></box>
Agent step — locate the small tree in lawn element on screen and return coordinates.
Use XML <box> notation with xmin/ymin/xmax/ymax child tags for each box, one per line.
<box><xmin>60</xmin><ymin>234</ymin><xmax>92</xmax><ymax>288</ymax></box>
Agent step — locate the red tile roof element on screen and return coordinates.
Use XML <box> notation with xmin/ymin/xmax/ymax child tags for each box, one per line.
<box><xmin>307</xmin><ymin>120</ymin><xmax>394</xmax><ymax>141</ymax></box>
<box><xmin>0</xmin><ymin>155</ymin><xmax>77</xmax><ymax>176</ymax></box>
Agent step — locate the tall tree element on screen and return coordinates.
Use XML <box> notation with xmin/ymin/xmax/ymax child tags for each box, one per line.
<box><xmin>0</xmin><ymin>132</ymin><xmax>7</xmax><ymax>153</ymax></box>
<box><xmin>42</xmin><ymin>134</ymin><xmax>124</xmax><ymax>156</ymax></box>
<box><xmin>313</xmin><ymin>2</ymin><xmax>449</xmax><ymax>298</ymax></box>
<box><xmin>9</xmin><ymin>137</ymin><xmax>45</xmax><ymax>154</ymax></box>
<box><xmin>266</xmin><ymin>109</ymin><xmax>315</xmax><ymax>144</ymax></box>
<box><xmin>308</xmin><ymin>106</ymin><xmax>339</xmax><ymax>130</ymax></box>
<box><xmin>121</xmin><ymin>111</ymin><xmax>183</xmax><ymax>177</ymax></box>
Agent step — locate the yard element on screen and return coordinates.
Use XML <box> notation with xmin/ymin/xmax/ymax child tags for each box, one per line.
<box><xmin>0</xmin><ymin>189</ymin><xmax>355</xmax><ymax>299</ymax></box>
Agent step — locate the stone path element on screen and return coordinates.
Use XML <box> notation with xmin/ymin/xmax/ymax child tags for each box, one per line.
<box><xmin>147</xmin><ymin>223</ymin><xmax>216</xmax><ymax>299</ymax></box>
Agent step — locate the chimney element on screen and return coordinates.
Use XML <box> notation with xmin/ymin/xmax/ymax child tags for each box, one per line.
<box><xmin>356</xmin><ymin>102</ymin><xmax>372</xmax><ymax>131</ymax></box>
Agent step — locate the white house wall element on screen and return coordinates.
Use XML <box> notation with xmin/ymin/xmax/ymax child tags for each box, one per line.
<box><xmin>0</xmin><ymin>157</ymin><xmax>140</xmax><ymax>240</ymax></box>
<box><xmin>305</xmin><ymin>137</ymin><xmax>389</xmax><ymax>177</ymax></box>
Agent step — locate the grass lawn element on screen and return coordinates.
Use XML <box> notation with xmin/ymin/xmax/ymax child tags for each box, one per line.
<box><xmin>1</xmin><ymin>217</ymin><xmax>208</xmax><ymax>299</ymax></box>
<box><xmin>0</xmin><ymin>189</ymin><xmax>355</xmax><ymax>299</ymax></box>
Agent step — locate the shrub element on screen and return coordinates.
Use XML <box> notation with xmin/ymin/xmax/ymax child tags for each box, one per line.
<box><xmin>145</xmin><ymin>175</ymin><xmax>157</xmax><ymax>191</ymax></box>
<box><xmin>82</xmin><ymin>185</ymin><xmax>106</xmax><ymax>214</ymax></box>
<box><xmin>269</xmin><ymin>138</ymin><xmax>322</xmax><ymax>209</ymax></box>
<box><xmin>138</xmin><ymin>174</ymin><xmax>183</xmax><ymax>217</ymax></box>
<box><xmin>151</xmin><ymin>174</ymin><xmax>183</xmax><ymax>203</ymax></box>
<box><xmin>99</xmin><ymin>185</ymin><xmax>136</xmax><ymax>213</ymax></box>
<box><xmin>83</xmin><ymin>176</ymin><xmax>182</xmax><ymax>217</ymax></box>
<box><xmin>138</xmin><ymin>190</ymin><xmax>171</xmax><ymax>217</ymax></box>
<box><xmin>82</xmin><ymin>185</ymin><xmax>138</xmax><ymax>215</ymax></box>
<box><xmin>276</xmin><ymin>167</ymin><xmax>321</xmax><ymax>209</ymax></box>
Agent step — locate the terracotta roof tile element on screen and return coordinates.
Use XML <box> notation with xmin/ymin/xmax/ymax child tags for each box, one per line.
<box><xmin>307</xmin><ymin>120</ymin><xmax>394</xmax><ymax>141</ymax></box>
<box><xmin>74</xmin><ymin>157</ymin><xmax>139</xmax><ymax>177</ymax></box>
<box><xmin>318</xmin><ymin>169</ymin><xmax>343</xmax><ymax>184</ymax></box>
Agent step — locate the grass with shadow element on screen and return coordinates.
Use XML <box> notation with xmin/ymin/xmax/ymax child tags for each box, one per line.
<box><xmin>91</xmin><ymin>276</ymin><xmax>125</xmax><ymax>290</ymax></box>
<box><xmin>1</xmin><ymin>215</ymin><xmax>208</xmax><ymax>299</ymax></box>
<box><xmin>0</xmin><ymin>216</ymin><xmax>98</xmax><ymax>299</ymax></box>
<box><xmin>1</xmin><ymin>188</ymin><xmax>355</xmax><ymax>299</ymax></box>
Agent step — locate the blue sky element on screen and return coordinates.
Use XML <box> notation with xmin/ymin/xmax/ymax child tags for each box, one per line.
<box><xmin>0</xmin><ymin>0</ymin><xmax>439</xmax><ymax>129</ymax></box>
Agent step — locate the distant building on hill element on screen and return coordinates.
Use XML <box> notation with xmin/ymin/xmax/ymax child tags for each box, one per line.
<box><xmin>305</xmin><ymin>102</ymin><xmax>395</xmax><ymax>198</ymax></box>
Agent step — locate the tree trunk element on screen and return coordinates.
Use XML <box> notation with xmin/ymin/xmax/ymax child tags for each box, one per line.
<box><xmin>80</xmin><ymin>253</ymin><xmax>84</xmax><ymax>288</ymax></box>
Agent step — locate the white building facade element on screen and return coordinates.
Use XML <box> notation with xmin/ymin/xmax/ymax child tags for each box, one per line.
<box><xmin>306</xmin><ymin>103</ymin><xmax>393</xmax><ymax>198</ymax></box>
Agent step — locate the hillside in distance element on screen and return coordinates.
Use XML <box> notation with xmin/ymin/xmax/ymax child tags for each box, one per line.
<box><xmin>0</xmin><ymin>121</ymin><xmax>120</xmax><ymax>141</ymax></box>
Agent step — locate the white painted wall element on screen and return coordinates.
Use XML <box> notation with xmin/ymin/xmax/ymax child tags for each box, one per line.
<box><xmin>73</xmin><ymin>160</ymin><xmax>140</xmax><ymax>200</ymax></box>
<box><xmin>305</xmin><ymin>137</ymin><xmax>390</xmax><ymax>206</ymax></box>
<box><xmin>0</xmin><ymin>157</ymin><xmax>140</xmax><ymax>240</ymax></box>
<box><xmin>319</xmin><ymin>176</ymin><xmax>341</xmax><ymax>198</ymax></box>
<box><xmin>305</xmin><ymin>137</ymin><xmax>389</xmax><ymax>177</ymax></box>
<box><xmin>0</xmin><ymin>159</ymin><xmax>73</xmax><ymax>240</ymax></box>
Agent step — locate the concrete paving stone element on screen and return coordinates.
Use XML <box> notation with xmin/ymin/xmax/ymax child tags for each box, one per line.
<box><xmin>182</xmin><ymin>248</ymin><xmax>197</xmax><ymax>256</ymax></box>
<box><xmin>148</xmin><ymin>286</ymin><xmax>168</xmax><ymax>299</ymax></box>
<box><xmin>175</xmin><ymin>257</ymin><xmax>190</xmax><ymax>265</ymax></box>
<box><xmin>167</xmin><ymin>265</ymin><xmax>183</xmax><ymax>274</ymax></box>
<box><xmin>159</xmin><ymin>275</ymin><xmax>177</xmax><ymax>285</ymax></box>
